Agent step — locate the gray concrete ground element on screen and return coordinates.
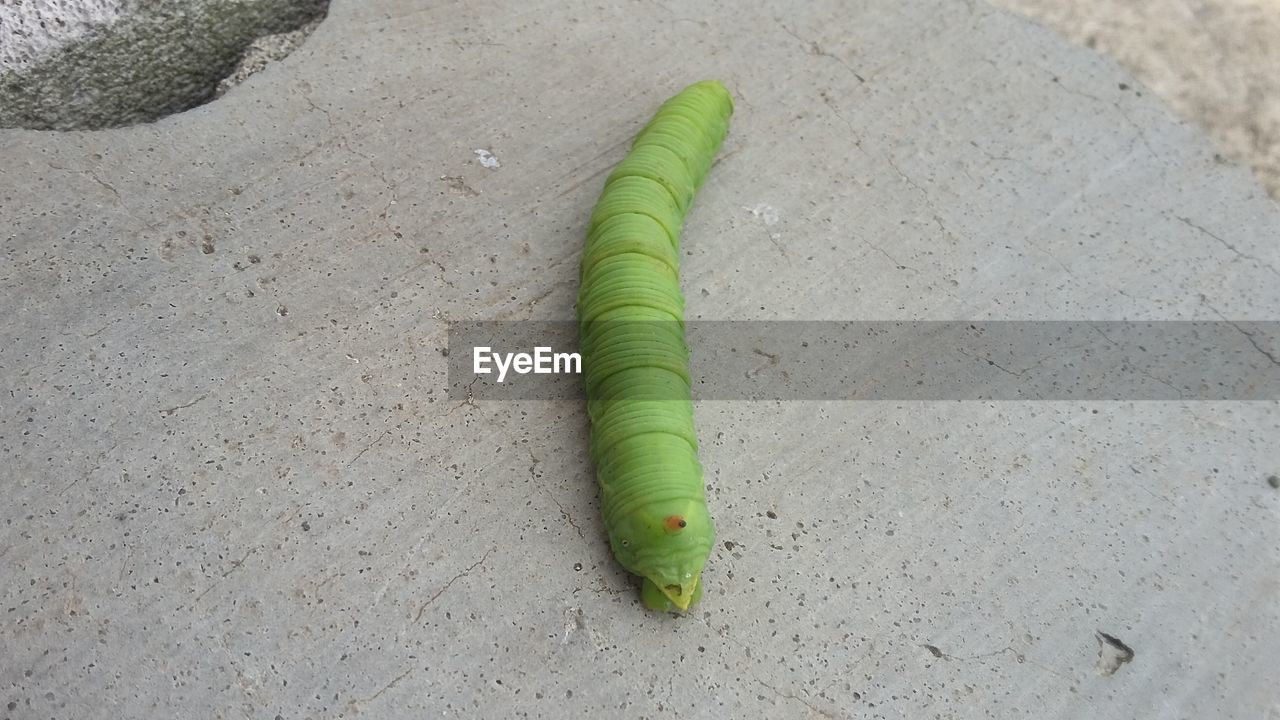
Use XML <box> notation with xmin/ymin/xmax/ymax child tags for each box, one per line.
<box><xmin>2</xmin><ymin>0</ymin><xmax>1279</xmax><ymax>718</ymax></box>
<box><xmin>991</xmin><ymin>0</ymin><xmax>1280</xmax><ymax>200</ymax></box>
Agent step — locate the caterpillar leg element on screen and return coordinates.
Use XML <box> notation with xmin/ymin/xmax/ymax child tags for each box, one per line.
<box><xmin>641</xmin><ymin>576</ymin><xmax>704</xmax><ymax>613</ymax></box>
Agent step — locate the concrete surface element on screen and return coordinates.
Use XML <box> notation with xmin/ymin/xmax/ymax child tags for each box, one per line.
<box><xmin>2</xmin><ymin>0</ymin><xmax>1279</xmax><ymax>718</ymax></box>
<box><xmin>990</xmin><ymin>0</ymin><xmax>1280</xmax><ymax>200</ymax></box>
<box><xmin>0</xmin><ymin>0</ymin><xmax>329</xmax><ymax>130</ymax></box>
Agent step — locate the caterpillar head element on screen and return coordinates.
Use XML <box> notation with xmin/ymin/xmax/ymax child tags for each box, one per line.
<box><xmin>609</xmin><ymin>498</ymin><xmax>715</xmax><ymax>612</ymax></box>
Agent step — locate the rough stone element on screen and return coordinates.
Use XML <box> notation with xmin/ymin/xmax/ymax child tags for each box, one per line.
<box><xmin>214</xmin><ymin>16</ymin><xmax>324</xmax><ymax>98</ymax></box>
<box><xmin>0</xmin><ymin>0</ymin><xmax>329</xmax><ymax>130</ymax></box>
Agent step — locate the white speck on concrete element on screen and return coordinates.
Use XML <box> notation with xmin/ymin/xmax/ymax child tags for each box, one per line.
<box><xmin>474</xmin><ymin>148</ymin><xmax>501</xmax><ymax>169</ymax></box>
<box><xmin>561</xmin><ymin>606</ymin><xmax>584</xmax><ymax>644</ymax></box>
<box><xmin>745</xmin><ymin>203</ymin><xmax>780</xmax><ymax>225</ymax></box>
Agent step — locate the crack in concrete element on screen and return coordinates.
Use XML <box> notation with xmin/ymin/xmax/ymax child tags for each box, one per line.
<box><xmin>642</xmin><ymin>0</ymin><xmax>709</xmax><ymax>27</ymax></box>
<box><xmin>301</xmin><ymin>91</ymin><xmax>401</xmax><ymax>240</ymax></box>
<box><xmin>352</xmin><ymin>665</ymin><xmax>415</xmax><ymax>708</ymax></box>
<box><xmin>882</xmin><ymin>153</ymin><xmax>928</xmax><ymax>198</ymax></box>
<box><xmin>84</xmin><ymin>319</ymin><xmax>116</xmax><ymax>338</ymax></box>
<box><xmin>1088</xmin><ymin>324</ymin><xmax>1188</xmax><ymax>398</ymax></box>
<box><xmin>412</xmin><ymin>547</ymin><xmax>494</xmax><ymax>624</ymax></box>
<box><xmin>301</xmin><ymin>92</ymin><xmax>333</xmax><ymax>125</ymax></box>
<box><xmin>346</xmin><ymin>426</ymin><xmax>392</xmax><ymax>468</ymax></box>
<box><xmin>393</xmin><ymin>252</ymin><xmax>456</xmax><ymax>290</ymax></box>
<box><xmin>921</xmin><ymin>641</ymin><xmax>1072</xmax><ymax>681</ymax></box>
<box><xmin>1041</xmin><ymin>72</ymin><xmax>1157</xmax><ymax>158</ymax></box>
<box><xmin>819</xmin><ymin>90</ymin><xmax>859</xmax><ymax>137</ymax></box>
<box><xmin>1177</xmin><ymin>215</ymin><xmax>1280</xmax><ymax>278</ymax></box>
<box><xmin>59</xmin><ymin>440</ymin><xmax>119</xmax><ymax>494</ymax></box>
<box><xmin>446</xmin><ymin>376</ymin><xmax>482</xmax><ymax>415</ymax></box>
<box><xmin>194</xmin><ymin>545</ymin><xmax>258</xmax><ymax>604</ymax></box>
<box><xmin>1201</xmin><ymin>298</ymin><xmax>1280</xmax><ymax>367</ymax></box>
<box><xmin>860</xmin><ymin>238</ymin><xmax>916</xmax><ymax>272</ymax></box>
<box><xmin>159</xmin><ymin>393</ymin><xmax>209</xmax><ymax>417</ymax></box>
<box><xmin>45</xmin><ymin>161</ymin><xmax>161</xmax><ymax>233</ymax></box>
<box><xmin>348</xmin><ymin>145</ymin><xmax>400</xmax><ymax>239</ymax></box>
<box><xmin>753</xmin><ymin>677</ymin><xmax>837</xmax><ymax>719</ymax></box>
<box><xmin>955</xmin><ymin>347</ymin><xmax>1021</xmax><ymax>378</ymax></box>
<box><xmin>774</xmin><ymin>19</ymin><xmax>865</xmax><ymax>83</ymax></box>
<box><xmin>519</xmin><ymin>277</ymin><xmax>576</xmax><ymax>318</ymax></box>
<box><xmin>1224</xmin><ymin>320</ymin><xmax>1280</xmax><ymax>367</ymax></box>
<box><xmin>532</xmin><ymin>448</ymin><xmax>587</xmax><ymax>542</ymax></box>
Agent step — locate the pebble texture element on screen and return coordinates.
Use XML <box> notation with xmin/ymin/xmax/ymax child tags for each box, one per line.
<box><xmin>213</xmin><ymin>17</ymin><xmax>325</xmax><ymax>98</ymax></box>
<box><xmin>1</xmin><ymin>0</ymin><xmax>1278</xmax><ymax>718</ymax></box>
<box><xmin>0</xmin><ymin>0</ymin><xmax>127</xmax><ymax>69</ymax></box>
<box><xmin>0</xmin><ymin>0</ymin><xmax>329</xmax><ymax>130</ymax></box>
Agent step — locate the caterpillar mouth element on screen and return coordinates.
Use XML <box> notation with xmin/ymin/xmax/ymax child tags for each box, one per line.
<box><xmin>658</xmin><ymin>578</ymin><xmax>698</xmax><ymax>611</ymax></box>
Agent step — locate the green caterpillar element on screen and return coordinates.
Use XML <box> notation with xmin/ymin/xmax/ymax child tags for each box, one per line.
<box><xmin>577</xmin><ymin>81</ymin><xmax>733</xmax><ymax>612</ymax></box>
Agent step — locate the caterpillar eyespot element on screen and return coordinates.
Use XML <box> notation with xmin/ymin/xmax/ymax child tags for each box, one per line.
<box><xmin>577</xmin><ymin>80</ymin><xmax>732</xmax><ymax>613</ymax></box>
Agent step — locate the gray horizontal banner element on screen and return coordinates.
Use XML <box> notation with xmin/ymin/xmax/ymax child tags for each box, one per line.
<box><xmin>446</xmin><ymin>321</ymin><xmax>1280</xmax><ymax>400</ymax></box>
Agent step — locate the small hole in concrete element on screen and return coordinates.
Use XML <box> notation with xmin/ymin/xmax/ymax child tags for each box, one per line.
<box><xmin>1095</xmin><ymin>631</ymin><xmax>1134</xmax><ymax>676</ymax></box>
<box><xmin>0</xmin><ymin>1</ymin><xmax>331</xmax><ymax>131</ymax></box>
